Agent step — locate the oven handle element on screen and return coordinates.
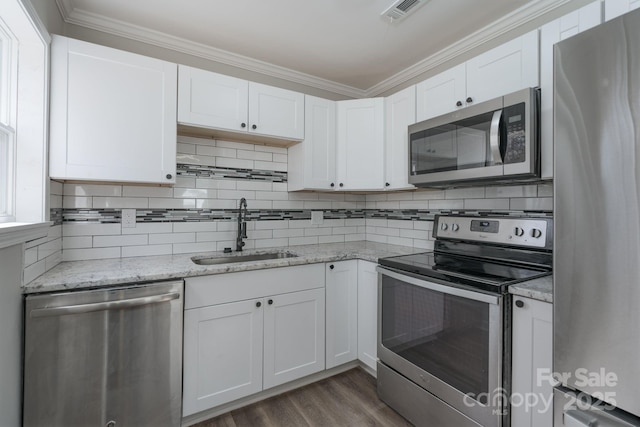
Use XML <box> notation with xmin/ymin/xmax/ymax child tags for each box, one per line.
<box><xmin>376</xmin><ymin>266</ymin><xmax>500</xmax><ymax>305</ymax></box>
<box><xmin>489</xmin><ymin>109</ymin><xmax>503</xmax><ymax>165</ymax></box>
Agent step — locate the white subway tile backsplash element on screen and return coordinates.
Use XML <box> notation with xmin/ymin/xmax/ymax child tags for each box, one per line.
<box><xmin>485</xmin><ymin>185</ymin><xmax>538</xmax><ymax>198</ymax></box>
<box><xmin>537</xmin><ymin>183</ymin><xmax>553</xmax><ymax>197</ymax></box>
<box><xmin>93</xmin><ymin>234</ymin><xmax>148</xmax><ymax>248</ymax></box>
<box><xmin>173</xmin><ymin>188</ymin><xmax>218</xmax><ymax>199</ymax></box>
<box><xmin>63</xmin><ymin>223</ymin><xmax>121</xmax><ymax>237</ymax></box>
<box><xmin>175</xmin><ymin>177</ymin><xmax>196</xmax><ymax>188</ymax></box>
<box><xmin>388</xmin><ymin>236</ymin><xmax>414</xmax><ymax>247</ymax></box>
<box><xmin>37</xmin><ymin>239</ymin><xmax>62</xmax><ymax>260</ymax></box>
<box><xmin>62</xmin><ymin>236</ymin><xmax>93</xmax><ymax>249</ymax></box>
<box><xmin>464</xmin><ymin>198</ymin><xmax>510</xmax><ymax>210</ymax></box>
<box><xmin>63</xmin><ymin>247</ymin><xmax>121</xmax><ymax>261</ymax></box>
<box><xmin>255</xmin><ymin>220</ymin><xmax>289</xmax><ymax>230</ymax></box>
<box><xmin>50</xmin><ymin>180</ymin><xmax>64</xmax><ymax>195</ymax></box>
<box><xmin>509</xmin><ymin>197</ymin><xmax>553</xmax><ymax>211</ymax></box>
<box><xmin>273</xmin><ymin>228</ymin><xmax>304</xmax><ymax>238</ymax></box>
<box><xmin>254</xmin><ymin>238</ymin><xmax>289</xmax><ymax>249</ymax></box>
<box><xmin>24</xmin><ymin>247</ymin><xmax>38</xmax><ymax>266</ymax></box>
<box><xmin>196</xmin><ymin>178</ymin><xmax>237</xmax><ymax>190</ymax></box>
<box><xmin>122</xmin><ymin>223</ymin><xmax>173</xmax><ymax>235</ymax></box>
<box><xmin>255</xmin><ymin>145</ymin><xmax>287</xmax><ymax>154</ymax></box>
<box><xmin>236</xmin><ymin>181</ymin><xmax>273</xmax><ymax>191</ymax></box>
<box><xmin>50</xmin><ymin>195</ymin><xmax>63</xmax><ymax>209</ymax></box>
<box><xmin>255</xmin><ymin>161</ymin><xmax>287</xmax><ymax>172</ymax></box>
<box><xmin>93</xmin><ymin>197</ymin><xmax>149</xmax><ymax>209</ymax></box>
<box><xmin>319</xmin><ymin>235</ymin><xmax>345</xmax><ymax>244</ymax></box>
<box><xmin>256</xmin><ymin>191</ymin><xmax>288</xmax><ymax>201</ymax></box>
<box><xmin>176</xmin><ymin>153</ymin><xmax>216</xmax><ymax>166</ymax></box>
<box><xmin>172</xmin><ymin>242</ymin><xmax>218</xmax><ymax>254</ymax></box>
<box><xmin>64</xmin><ymin>184</ymin><xmax>122</xmax><ymax>197</ymax></box>
<box><xmin>345</xmin><ymin>234</ymin><xmax>366</xmax><ymax>242</ymax></box>
<box><xmin>289</xmin><ymin>236</ymin><xmax>319</xmax><ymax>246</ymax></box>
<box><xmin>216</xmin><ymin>140</ymin><xmax>252</xmax><ymax>150</ymax></box>
<box><xmin>63</xmin><ymin>196</ymin><xmax>92</xmax><ymax>209</ymax></box>
<box><xmin>122</xmin><ymin>244</ymin><xmax>173</xmax><ymax>258</ymax></box>
<box><xmin>445</xmin><ymin>188</ymin><xmax>485</xmax><ymax>199</ymax></box>
<box><xmin>123</xmin><ymin>186</ymin><xmax>174</xmax><ymax>198</ymax></box>
<box><xmin>24</xmin><ymin>260</ymin><xmax>46</xmax><ymax>285</ymax></box>
<box><xmin>429</xmin><ymin>199</ymin><xmax>464</xmax><ymax>210</ymax></box>
<box><xmin>398</xmin><ymin>201</ymin><xmax>428</xmax><ymax>209</ymax></box>
<box><xmin>304</xmin><ymin>228</ymin><xmax>332</xmax><ymax>237</ymax></box>
<box><xmin>217</xmin><ymin>189</ymin><xmax>256</xmax><ymax>200</ymax></box>
<box><xmin>237</xmin><ymin>149</ymin><xmax>272</xmax><ymax>162</ymax></box>
<box><xmin>148</xmin><ymin>233</ymin><xmax>196</xmax><ymax>245</ymax></box>
<box><xmin>197</xmin><ymin>231</ymin><xmax>237</xmax><ymax>242</ymax></box>
<box><xmin>196</xmin><ymin>199</ymin><xmax>237</xmax><ymax>209</ymax></box>
<box><xmin>196</xmin><ymin>145</ymin><xmax>236</xmax><ymax>158</ymax></box>
<box><xmin>411</xmin><ymin>190</ymin><xmax>446</xmax><ymax>200</ymax></box>
<box><xmin>173</xmin><ymin>222</ymin><xmax>217</xmax><ymax>233</ymax></box>
<box><xmin>177</xmin><ymin>142</ymin><xmax>196</xmax><ymax>154</ymax></box>
<box><xmin>148</xmin><ymin>198</ymin><xmax>196</xmax><ymax>209</ymax></box>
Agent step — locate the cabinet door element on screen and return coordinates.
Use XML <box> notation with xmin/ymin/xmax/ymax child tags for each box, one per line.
<box><xmin>605</xmin><ymin>0</ymin><xmax>640</xmax><ymax>21</ymax></box>
<box><xmin>336</xmin><ymin>98</ymin><xmax>385</xmax><ymax>191</ymax></box>
<box><xmin>416</xmin><ymin>63</ymin><xmax>466</xmax><ymax>121</ymax></box>
<box><xmin>49</xmin><ymin>35</ymin><xmax>177</xmax><ymax>184</ymax></box>
<box><xmin>466</xmin><ymin>30</ymin><xmax>539</xmax><ymax>105</ymax></box>
<box><xmin>511</xmin><ymin>296</ymin><xmax>553</xmax><ymax>427</ymax></box>
<box><xmin>384</xmin><ymin>86</ymin><xmax>416</xmax><ymax>191</ymax></box>
<box><xmin>182</xmin><ymin>299</ymin><xmax>263</xmax><ymax>416</ymax></box>
<box><xmin>177</xmin><ymin>65</ymin><xmax>249</xmax><ymax>133</ymax></box>
<box><xmin>540</xmin><ymin>3</ymin><xmax>602</xmax><ymax>179</ymax></box>
<box><xmin>325</xmin><ymin>260</ymin><xmax>358</xmax><ymax>369</ymax></box>
<box><xmin>357</xmin><ymin>260</ymin><xmax>378</xmax><ymax>372</ymax></box>
<box><xmin>248</xmin><ymin>82</ymin><xmax>305</xmax><ymax>140</ymax></box>
<box><xmin>263</xmin><ymin>288</ymin><xmax>325</xmax><ymax>389</ymax></box>
<box><xmin>287</xmin><ymin>96</ymin><xmax>336</xmax><ymax>191</ymax></box>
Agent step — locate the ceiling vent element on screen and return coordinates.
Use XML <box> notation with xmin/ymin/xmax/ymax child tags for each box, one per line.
<box><xmin>381</xmin><ymin>0</ymin><xmax>428</xmax><ymax>22</ymax></box>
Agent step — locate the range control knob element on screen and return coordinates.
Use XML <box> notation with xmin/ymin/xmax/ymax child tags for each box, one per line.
<box><xmin>514</xmin><ymin>227</ymin><xmax>525</xmax><ymax>237</ymax></box>
<box><xmin>531</xmin><ymin>228</ymin><xmax>543</xmax><ymax>239</ymax></box>
<box><xmin>440</xmin><ymin>223</ymin><xmax>448</xmax><ymax>231</ymax></box>
<box><xmin>451</xmin><ymin>224</ymin><xmax>460</xmax><ymax>232</ymax></box>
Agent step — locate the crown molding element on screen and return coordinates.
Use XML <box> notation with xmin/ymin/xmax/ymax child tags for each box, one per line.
<box><xmin>57</xmin><ymin>0</ymin><xmax>573</xmax><ymax>99</ymax></box>
<box><xmin>366</xmin><ymin>0</ymin><xmax>574</xmax><ymax>96</ymax></box>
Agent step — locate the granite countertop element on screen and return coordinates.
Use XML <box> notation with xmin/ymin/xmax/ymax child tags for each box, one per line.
<box><xmin>24</xmin><ymin>241</ymin><xmax>423</xmax><ymax>294</ymax></box>
<box><xmin>509</xmin><ymin>275</ymin><xmax>553</xmax><ymax>303</ymax></box>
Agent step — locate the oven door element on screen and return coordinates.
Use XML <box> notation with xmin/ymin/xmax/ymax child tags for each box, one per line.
<box><xmin>377</xmin><ymin>266</ymin><xmax>505</xmax><ymax>427</ymax></box>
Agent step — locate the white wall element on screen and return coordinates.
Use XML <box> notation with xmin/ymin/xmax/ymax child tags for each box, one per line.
<box><xmin>0</xmin><ymin>244</ymin><xmax>24</xmax><ymax>427</ymax></box>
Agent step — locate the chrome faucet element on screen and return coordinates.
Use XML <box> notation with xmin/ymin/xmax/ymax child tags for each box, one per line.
<box><xmin>236</xmin><ymin>197</ymin><xmax>248</xmax><ymax>251</ymax></box>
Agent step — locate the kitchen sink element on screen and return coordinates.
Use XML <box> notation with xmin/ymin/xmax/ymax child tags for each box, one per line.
<box><xmin>191</xmin><ymin>251</ymin><xmax>298</xmax><ymax>265</ymax></box>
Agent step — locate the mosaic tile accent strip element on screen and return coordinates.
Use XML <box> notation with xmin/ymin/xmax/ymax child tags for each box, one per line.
<box><xmin>60</xmin><ymin>208</ymin><xmax>551</xmax><ymax>224</ymax></box>
<box><xmin>177</xmin><ymin>164</ymin><xmax>287</xmax><ymax>182</ymax></box>
<box><xmin>50</xmin><ymin>208</ymin><xmax>63</xmax><ymax>226</ymax></box>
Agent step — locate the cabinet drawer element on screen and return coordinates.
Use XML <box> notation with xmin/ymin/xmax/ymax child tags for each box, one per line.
<box><xmin>185</xmin><ymin>263</ymin><xmax>325</xmax><ymax>309</ymax></box>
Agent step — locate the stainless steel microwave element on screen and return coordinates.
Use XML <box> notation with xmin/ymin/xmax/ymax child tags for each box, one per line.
<box><xmin>408</xmin><ymin>87</ymin><xmax>540</xmax><ymax>187</ymax></box>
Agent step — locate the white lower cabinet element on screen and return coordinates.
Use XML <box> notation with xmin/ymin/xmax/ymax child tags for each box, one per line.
<box><xmin>263</xmin><ymin>288</ymin><xmax>326</xmax><ymax>389</ymax></box>
<box><xmin>182</xmin><ymin>265</ymin><xmax>325</xmax><ymax>416</ymax></box>
<box><xmin>357</xmin><ymin>260</ymin><xmax>378</xmax><ymax>372</ymax></box>
<box><xmin>511</xmin><ymin>296</ymin><xmax>553</xmax><ymax>427</ymax></box>
<box><xmin>325</xmin><ymin>260</ymin><xmax>358</xmax><ymax>369</ymax></box>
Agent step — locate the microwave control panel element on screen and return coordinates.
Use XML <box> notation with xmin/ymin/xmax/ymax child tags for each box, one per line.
<box><xmin>434</xmin><ymin>215</ymin><xmax>551</xmax><ymax>249</ymax></box>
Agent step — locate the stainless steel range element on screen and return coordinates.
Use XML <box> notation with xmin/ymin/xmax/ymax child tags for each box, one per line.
<box><xmin>376</xmin><ymin>214</ymin><xmax>552</xmax><ymax>427</ymax></box>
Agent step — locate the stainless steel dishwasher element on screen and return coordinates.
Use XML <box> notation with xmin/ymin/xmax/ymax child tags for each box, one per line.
<box><xmin>23</xmin><ymin>280</ymin><xmax>184</xmax><ymax>427</ymax></box>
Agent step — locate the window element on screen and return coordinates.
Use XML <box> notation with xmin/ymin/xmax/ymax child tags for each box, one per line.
<box><xmin>0</xmin><ymin>0</ymin><xmax>48</xmax><ymax>225</ymax></box>
<box><xmin>0</xmin><ymin>26</ymin><xmax>16</xmax><ymax>223</ymax></box>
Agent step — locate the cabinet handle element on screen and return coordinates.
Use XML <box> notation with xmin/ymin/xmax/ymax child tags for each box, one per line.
<box><xmin>466</xmin><ymin>97</ymin><xmax>473</xmax><ymax>103</ymax></box>
<box><xmin>166</xmin><ymin>174</ymin><xmax>173</xmax><ymax>180</ymax></box>
<box><xmin>339</xmin><ymin>183</ymin><xmax>344</xmax><ymax>187</ymax></box>
<box><xmin>330</xmin><ymin>183</ymin><xmax>335</xmax><ymax>188</ymax></box>
<box><xmin>241</xmin><ymin>123</ymin><xmax>246</xmax><ymax>128</ymax></box>
<box><xmin>256</xmin><ymin>301</ymin><xmax>262</xmax><ymax>308</ymax></box>
<box><xmin>515</xmin><ymin>300</ymin><xmax>524</xmax><ymax>308</ymax></box>
<box><xmin>268</xmin><ymin>299</ymin><xmax>273</xmax><ymax>305</ymax></box>
<box><xmin>385</xmin><ymin>182</ymin><xmax>390</xmax><ymax>187</ymax></box>
<box><xmin>252</xmin><ymin>124</ymin><xmax>257</xmax><ymax>130</ymax></box>
<box><xmin>456</xmin><ymin>101</ymin><xmax>463</xmax><ymax>107</ymax></box>
<box><xmin>329</xmin><ymin>264</ymin><xmax>334</xmax><ymax>270</ymax></box>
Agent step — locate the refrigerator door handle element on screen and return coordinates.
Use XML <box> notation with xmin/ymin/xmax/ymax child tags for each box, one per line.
<box><xmin>29</xmin><ymin>292</ymin><xmax>181</xmax><ymax>318</ymax></box>
<box><xmin>564</xmin><ymin>409</ymin><xmax>598</xmax><ymax>427</ymax></box>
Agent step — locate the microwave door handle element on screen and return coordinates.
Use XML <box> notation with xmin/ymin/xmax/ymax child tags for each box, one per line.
<box><xmin>489</xmin><ymin>110</ymin><xmax>503</xmax><ymax>165</ymax></box>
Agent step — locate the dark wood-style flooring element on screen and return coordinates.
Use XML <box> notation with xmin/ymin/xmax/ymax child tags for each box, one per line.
<box><xmin>192</xmin><ymin>368</ymin><xmax>413</xmax><ymax>427</ymax></box>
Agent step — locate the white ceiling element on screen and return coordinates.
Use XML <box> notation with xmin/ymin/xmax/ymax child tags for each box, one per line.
<box><xmin>56</xmin><ymin>0</ymin><xmax>571</xmax><ymax>97</ymax></box>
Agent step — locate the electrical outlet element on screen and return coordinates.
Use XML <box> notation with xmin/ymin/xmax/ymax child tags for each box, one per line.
<box><xmin>311</xmin><ymin>210</ymin><xmax>324</xmax><ymax>225</ymax></box>
<box><xmin>121</xmin><ymin>209</ymin><xmax>136</xmax><ymax>228</ymax></box>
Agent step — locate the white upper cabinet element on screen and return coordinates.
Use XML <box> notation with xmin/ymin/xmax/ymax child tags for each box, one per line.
<box><xmin>49</xmin><ymin>35</ymin><xmax>177</xmax><ymax>184</ymax></box>
<box><xmin>178</xmin><ymin>65</ymin><xmax>304</xmax><ymax>141</ymax></box>
<box><xmin>178</xmin><ymin>65</ymin><xmax>248</xmax><ymax>133</ymax></box>
<box><xmin>466</xmin><ymin>30</ymin><xmax>539</xmax><ymax>105</ymax></box>
<box><xmin>336</xmin><ymin>98</ymin><xmax>385</xmax><ymax>191</ymax></box>
<box><xmin>540</xmin><ymin>2</ymin><xmax>602</xmax><ymax>179</ymax></box>
<box><xmin>384</xmin><ymin>86</ymin><xmax>416</xmax><ymax>191</ymax></box>
<box><xmin>287</xmin><ymin>95</ymin><xmax>336</xmax><ymax>191</ymax></box>
<box><xmin>605</xmin><ymin>0</ymin><xmax>640</xmax><ymax>20</ymax></box>
<box><xmin>416</xmin><ymin>63</ymin><xmax>466</xmax><ymax>121</ymax></box>
<box><xmin>416</xmin><ymin>31</ymin><xmax>539</xmax><ymax>123</ymax></box>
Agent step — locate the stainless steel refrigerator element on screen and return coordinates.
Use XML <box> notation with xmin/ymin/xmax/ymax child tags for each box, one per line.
<box><xmin>554</xmin><ymin>7</ymin><xmax>640</xmax><ymax>427</ymax></box>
